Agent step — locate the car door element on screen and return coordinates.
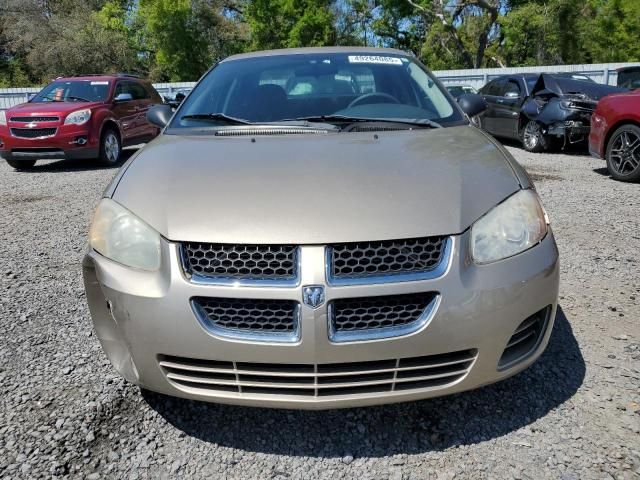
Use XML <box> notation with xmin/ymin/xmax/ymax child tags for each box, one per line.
<box><xmin>128</xmin><ymin>81</ymin><xmax>154</xmax><ymax>139</ymax></box>
<box><xmin>493</xmin><ymin>78</ymin><xmax>524</xmax><ymax>139</ymax></box>
<box><xmin>478</xmin><ymin>78</ymin><xmax>505</xmax><ymax>135</ymax></box>
<box><xmin>111</xmin><ymin>81</ymin><xmax>139</xmax><ymax>142</ymax></box>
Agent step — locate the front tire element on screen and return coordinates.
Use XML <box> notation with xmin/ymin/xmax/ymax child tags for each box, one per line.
<box><xmin>605</xmin><ymin>124</ymin><xmax>640</xmax><ymax>182</ymax></box>
<box><xmin>99</xmin><ymin>128</ymin><xmax>122</xmax><ymax>166</ymax></box>
<box><xmin>6</xmin><ymin>159</ymin><xmax>36</xmax><ymax>170</ymax></box>
<box><xmin>521</xmin><ymin>120</ymin><xmax>548</xmax><ymax>153</ymax></box>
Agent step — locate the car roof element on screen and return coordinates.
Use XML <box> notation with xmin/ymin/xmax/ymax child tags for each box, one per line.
<box><xmin>223</xmin><ymin>47</ymin><xmax>412</xmax><ymax>62</ymax></box>
<box><xmin>52</xmin><ymin>74</ymin><xmax>144</xmax><ymax>82</ymax></box>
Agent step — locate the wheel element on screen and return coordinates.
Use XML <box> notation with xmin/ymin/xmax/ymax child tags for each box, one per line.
<box><xmin>605</xmin><ymin>124</ymin><xmax>640</xmax><ymax>182</ymax></box>
<box><xmin>469</xmin><ymin>115</ymin><xmax>482</xmax><ymax>129</ymax></box>
<box><xmin>521</xmin><ymin>120</ymin><xmax>549</xmax><ymax>153</ymax></box>
<box><xmin>99</xmin><ymin>128</ymin><xmax>121</xmax><ymax>166</ymax></box>
<box><xmin>6</xmin><ymin>159</ymin><xmax>36</xmax><ymax>170</ymax></box>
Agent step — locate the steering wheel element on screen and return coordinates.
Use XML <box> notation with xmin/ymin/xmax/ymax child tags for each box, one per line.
<box><xmin>348</xmin><ymin>92</ymin><xmax>401</xmax><ymax>108</ymax></box>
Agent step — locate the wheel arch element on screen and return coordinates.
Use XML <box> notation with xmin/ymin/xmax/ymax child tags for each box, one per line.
<box><xmin>603</xmin><ymin>119</ymin><xmax>640</xmax><ymax>155</ymax></box>
<box><xmin>99</xmin><ymin>119</ymin><xmax>122</xmax><ymax>142</ymax></box>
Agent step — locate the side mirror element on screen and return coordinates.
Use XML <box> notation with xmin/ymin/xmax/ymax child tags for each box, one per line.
<box><xmin>147</xmin><ymin>104</ymin><xmax>173</xmax><ymax>128</ymax></box>
<box><xmin>457</xmin><ymin>93</ymin><xmax>487</xmax><ymax>117</ymax></box>
<box><xmin>27</xmin><ymin>93</ymin><xmax>37</xmax><ymax>101</ymax></box>
<box><xmin>114</xmin><ymin>93</ymin><xmax>133</xmax><ymax>103</ymax></box>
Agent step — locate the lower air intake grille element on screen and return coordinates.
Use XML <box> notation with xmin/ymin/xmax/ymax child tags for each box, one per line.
<box><xmin>159</xmin><ymin>349</ymin><xmax>477</xmax><ymax>398</ymax></box>
<box><xmin>182</xmin><ymin>243</ymin><xmax>298</xmax><ymax>283</ymax></box>
<box><xmin>192</xmin><ymin>297</ymin><xmax>299</xmax><ymax>339</ymax></box>
<box><xmin>11</xmin><ymin>127</ymin><xmax>57</xmax><ymax>138</ymax></box>
<box><xmin>499</xmin><ymin>306</ymin><xmax>551</xmax><ymax>369</ymax></box>
<box><xmin>330</xmin><ymin>292</ymin><xmax>438</xmax><ymax>332</ymax></box>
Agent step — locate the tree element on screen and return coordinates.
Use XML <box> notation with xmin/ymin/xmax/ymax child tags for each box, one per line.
<box><xmin>1</xmin><ymin>0</ymin><xmax>143</xmax><ymax>83</ymax></box>
<box><xmin>244</xmin><ymin>0</ymin><xmax>336</xmax><ymax>50</ymax></box>
<box><xmin>138</xmin><ymin>0</ymin><xmax>246</xmax><ymax>81</ymax></box>
<box><xmin>579</xmin><ymin>0</ymin><xmax>640</xmax><ymax>63</ymax></box>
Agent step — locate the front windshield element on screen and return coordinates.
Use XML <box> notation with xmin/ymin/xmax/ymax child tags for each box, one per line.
<box><xmin>32</xmin><ymin>80</ymin><xmax>110</xmax><ymax>103</ymax></box>
<box><xmin>171</xmin><ymin>52</ymin><xmax>463</xmax><ymax>128</ymax></box>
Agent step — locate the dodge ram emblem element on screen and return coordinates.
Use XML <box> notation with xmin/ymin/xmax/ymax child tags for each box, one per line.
<box><xmin>303</xmin><ymin>286</ymin><xmax>325</xmax><ymax>309</ymax></box>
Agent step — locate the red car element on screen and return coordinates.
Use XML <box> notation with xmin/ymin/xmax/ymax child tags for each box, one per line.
<box><xmin>0</xmin><ymin>74</ymin><xmax>163</xmax><ymax>170</ymax></box>
<box><xmin>589</xmin><ymin>90</ymin><xmax>640</xmax><ymax>182</ymax></box>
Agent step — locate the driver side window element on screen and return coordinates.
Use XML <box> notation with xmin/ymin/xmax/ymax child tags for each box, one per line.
<box><xmin>504</xmin><ymin>80</ymin><xmax>521</xmax><ymax>97</ymax></box>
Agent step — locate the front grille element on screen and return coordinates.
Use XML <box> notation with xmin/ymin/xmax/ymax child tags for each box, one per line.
<box><xmin>10</xmin><ymin>128</ymin><xmax>57</xmax><ymax>138</ymax></box>
<box><xmin>499</xmin><ymin>307</ymin><xmax>550</xmax><ymax>369</ymax></box>
<box><xmin>182</xmin><ymin>243</ymin><xmax>298</xmax><ymax>283</ymax></box>
<box><xmin>330</xmin><ymin>292</ymin><xmax>437</xmax><ymax>332</ymax></box>
<box><xmin>10</xmin><ymin>116</ymin><xmax>59</xmax><ymax>122</ymax></box>
<box><xmin>192</xmin><ymin>297</ymin><xmax>299</xmax><ymax>339</ymax></box>
<box><xmin>328</xmin><ymin>236</ymin><xmax>448</xmax><ymax>282</ymax></box>
<box><xmin>159</xmin><ymin>349</ymin><xmax>477</xmax><ymax>397</ymax></box>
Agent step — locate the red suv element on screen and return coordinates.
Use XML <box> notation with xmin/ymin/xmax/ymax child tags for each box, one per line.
<box><xmin>0</xmin><ymin>74</ymin><xmax>163</xmax><ymax>170</ymax></box>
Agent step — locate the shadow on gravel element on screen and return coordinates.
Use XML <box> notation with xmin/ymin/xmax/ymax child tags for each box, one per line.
<box><xmin>11</xmin><ymin>148</ymin><xmax>138</xmax><ymax>173</ymax></box>
<box><xmin>592</xmin><ymin>167</ymin><xmax>610</xmax><ymax>177</ymax></box>
<box><xmin>144</xmin><ymin>306</ymin><xmax>584</xmax><ymax>457</ymax></box>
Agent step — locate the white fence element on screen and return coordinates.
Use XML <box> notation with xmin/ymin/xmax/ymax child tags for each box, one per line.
<box><xmin>0</xmin><ymin>82</ymin><xmax>196</xmax><ymax>111</ymax></box>
<box><xmin>2</xmin><ymin>61</ymin><xmax>639</xmax><ymax>110</ymax></box>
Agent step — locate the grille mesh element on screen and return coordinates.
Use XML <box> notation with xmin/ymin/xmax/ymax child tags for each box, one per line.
<box><xmin>11</xmin><ymin>128</ymin><xmax>57</xmax><ymax>138</ymax></box>
<box><xmin>331</xmin><ymin>293</ymin><xmax>436</xmax><ymax>332</ymax></box>
<box><xmin>329</xmin><ymin>237</ymin><xmax>447</xmax><ymax>279</ymax></box>
<box><xmin>10</xmin><ymin>116</ymin><xmax>59</xmax><ymax>122</ymax></box>
<box><xmin>182</xmin><ymin>243</ymin><xmax>298</xmax><ymax>281</ymax></box>
<box><xmin>193</xmin><ymin>297</ymin><xmax>298</xmax><ymax>333</ymax></box>
<box><xmin>159</xmin><ymin>349</ymin><xmax>477</xmax><ymax>398</ymax></box>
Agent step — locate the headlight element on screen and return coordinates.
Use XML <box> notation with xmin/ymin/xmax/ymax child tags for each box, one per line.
<box><xmin>64</xmin><ymin>108</ymin><xmax>92</xmax><ymax>125</ymax></box>
<box><xmin>0</xmin><ymin>110</ymin><xmax>6</xmax><ymax>126</ymax></box>
<box><xmin>89</xmin><ymin>198</ymin><xmax>161</xmax><ymax>271</ymax></box>
<box><xmin>471</xmin><ymin>189</ymin><xmax>548</xmax><ymax>264</ymax></box>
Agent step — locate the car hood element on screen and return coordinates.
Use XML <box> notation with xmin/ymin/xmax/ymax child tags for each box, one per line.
<box><xmin>8</xmin><ymin>101</ymin><xmax>103</xmax><ymax>116</ymax></box>
<box><xmin>111</xmin><ymin>126</ymin><xmax>522</xmax><ymax>244</ymax></box>
<box><xmin>532</xmin><ymin>74</ymin><xmax>627</xmax><ymax>100</ymax></box>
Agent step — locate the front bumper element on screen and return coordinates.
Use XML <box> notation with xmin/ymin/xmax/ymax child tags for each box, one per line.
<box><xmin>83</xmin><ymin>230</ymin><xmax>560</xmax><ymax>410</ymax></box>
<box><xmin>0</xmin><ymin>124</ymin><xmax>98</xmax><ymax>161</ymax></box>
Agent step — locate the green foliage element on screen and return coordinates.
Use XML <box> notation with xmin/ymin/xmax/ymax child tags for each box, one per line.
<box><xmin>1</xmin><ymin>0</ymin><xmax>640</xmax><ymax>86</ymax></box>
<box><xmin>246</xmin><ymin>0</ymin><xmax>336</xmax><ymax>50</ymax></box>
<box><xmin>579</xmin><ymin>0</ymin><xmax>640</xmax><ymax>63</ymax></box>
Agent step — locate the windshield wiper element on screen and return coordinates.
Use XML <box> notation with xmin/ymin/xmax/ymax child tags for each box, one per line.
<box><xmin>295</xmin><ymin>115</ymin><xmax>442</xmax><ymax>129</ymax></box>
<box><xmin>180</xmin><ymin>113</ymin><xmax>251</xmax><ymax>125</ymax></box>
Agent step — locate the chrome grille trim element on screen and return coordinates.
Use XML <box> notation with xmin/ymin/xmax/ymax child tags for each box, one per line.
<box><xmin>326</xmin><ymin>237</ymin><xmax>453</xmax><ymax>286</ymax></box>
<box><xmin>158</xmin><ymin>349</ymin><xmax>478</xmax><ymax>397</ymax></box>
<box><xmin>191</xmin><ymin>298</ymin><xmax>301</xmax><ymax>343</ymax></box>
<box><xmin>328</xmin><ymin>293</ymin><xmax>441</xmax><ymax>343</ymax></box>
<box><xmin>179</xmin><ymin>243</ymin><xmax>301</xmax><ymax>287</ymax></box>
<box><xmin>10</xmin><ymin>116</ymin><xmax>60</xmax><ymax>122</ymax></box>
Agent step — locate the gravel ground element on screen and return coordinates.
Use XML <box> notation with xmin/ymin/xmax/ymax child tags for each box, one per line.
<box><xmin>1</xmin><ymin>144</ymin><xmax>638</xmax><ymax>480</ymax></box>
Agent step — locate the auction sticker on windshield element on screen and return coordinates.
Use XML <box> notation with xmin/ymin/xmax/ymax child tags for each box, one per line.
<box><xmin>348</xmin><ymin>55</ymin><xmax>403</xmax><ymax>65</ymax></box>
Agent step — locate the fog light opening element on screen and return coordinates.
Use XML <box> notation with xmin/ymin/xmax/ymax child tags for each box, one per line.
<box><xmin>71</xmin><ymin>136</ymin><xmax>88</xmax><ymax>145</ymax></box>
<box><xmin>498</xmin><ymin>306</ymin><xmax>551</xmax><ymax>370</ymax></box>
